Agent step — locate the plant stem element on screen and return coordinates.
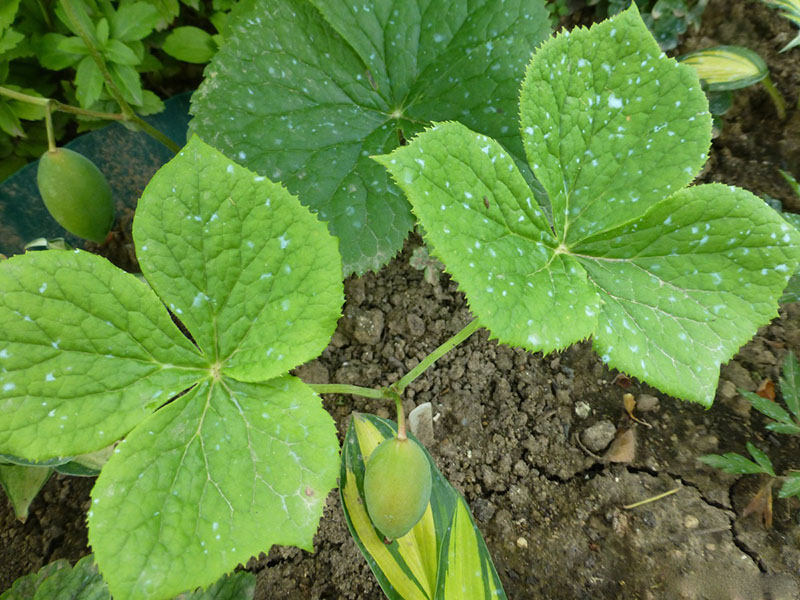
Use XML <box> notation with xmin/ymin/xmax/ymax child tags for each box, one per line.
<box><xmin>761</xmin><ymin>76</ymin><xmax>786</xmax><ymax>121</ymax></box>
<box><xmin>44</xmin><ymin>100</ymin><xmax>56</xmax><ymax>152</ymax></box>
<box><xmin>307</xmin><ymin>383</ymin><xmax>389</xmax><ymax>400</ymax></box>
<box><xmin>392</xmin><ymin>318</ymin><xmax>481</xmax><ymax>394</ymax></box>
<box><xmin>392</xmin><ymin>391</ymin><xmax>406</xmax><ymax>439</ymax></box>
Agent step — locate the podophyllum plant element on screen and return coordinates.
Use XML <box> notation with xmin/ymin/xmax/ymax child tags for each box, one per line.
<box><xmin>1</xmin><ymin>3</ymin><xmax>800</xmax><ymax>600</ymax></box>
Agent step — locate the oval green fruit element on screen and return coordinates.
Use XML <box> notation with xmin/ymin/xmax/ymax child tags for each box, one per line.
<box><xmin>37</xmin><ymin>148</ymin><xmax>114</xmax><ymax>243</ymax></box>
<box><xmin>363</xmin><ymin>436</ymin><xmax>432</xmax><ymax>540</ymax></box>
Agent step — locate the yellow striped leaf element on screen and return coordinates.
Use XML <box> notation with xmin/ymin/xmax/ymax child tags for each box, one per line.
<box><xmin>678</xmin><ymin>45</ymin><xmax>768</xmax><ymax>91</ymax></box>
<box><xmin>340</xmin><ymin>413</ymin><xmax>506</xmax><ymax>600</ymax></box>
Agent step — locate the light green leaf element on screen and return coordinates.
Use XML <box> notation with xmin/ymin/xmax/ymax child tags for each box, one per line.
<box><xmin>57</xmin><ymin>35</ymin><xmax>90</xmax><ymax>56</ymax></box>
<box><xmin>0</xmin><ymin>28</ymin><xmax>25</xmax><ymax>55</ymax></box>
<box><xmin>190</xmin><ymin>0</ymin><xmax>551</xmax><ymax>275</ymax></box>
<box><xmin>521</xmin><ymin>8</ymin><xmax>710</xmax><ymax>243</ymax></box>
<box><xmin>0</xmin><ymin>464</ymin><xmax>52</xmax><ymax>522</ymax></box>
<box><xmin>699</xmin><ymin>452</ymin><xmax>769</xmax><ymax>475</ymax></box>
<box><xmin>108</xmin><ymin>62</ymin><xmax>143</xmax><ymax>106</ymax></box>
<box><xmin>133</xmin><ymin>136</ymin><xmax>343</xmax><ymax>383</ymax></box>
<box><xmin>162</xmin><ymin>26</ymin><xmax>217</xmax><ymax>63</ymax></box>
<box><xmin>111</xmin><ymin>2</ymin><xmax>162</xmax><ymax>41</ymax></box>
<box><xmin>96</xmin><ymin>17</ymin><xmax>109</xmax><ymax>46</ymax></box>
<box><xmin>745</xmin><ymin>442</ymin><xmax>775</xmax><ymax>477</ymax></box>
<box><xmin>104</xmin><ymin>39</ymin><xmax>140</xmax><ymax>66</ymax></box>
<box><xmin>779</xmin><ymin>473</ymin><xmax>800</xmax><ymax>499</ymax></box>
<box><xmin>0</xmin><ymin>0</ymin><xmax>21</xmax><ymax>31</ymax></box>
<box><xmin>75</xmin><ymin>55</ymin><xmax>104</xmax><ymax>108</ymax></box>
<box><xmin>89</xmin><ymin>377</ymin><xmax>338</xmax><ymax>600</ymax></box>
<box><xmin>0</xmin><ymin>250</ymin><xmax>207</xmax><ymax>460</ymax></box>
<box><xmin>780</xmin><ymin>351</ymin><xmax>799</xmax><ymax>418</ymax></box>
<box><xmin>376</xmin><ymin>6</ymin><xmax>800</xmax><ymax>405</ymax></box>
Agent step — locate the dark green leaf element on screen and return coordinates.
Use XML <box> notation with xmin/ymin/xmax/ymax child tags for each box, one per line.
<box><xmin>743</xmin><ymin>390</ymin><xmax>794</xmax><ymax>425</ymax></box>
<box><xmin>780</xmin><ymin>351</ymin><xmax>799</xmax><ymax>418</ymax></box>
<box><xmin>745</xmin><ymin>442</ymin><xmax>775</xmax><ymax>477</ymax></box>
<box><xmin>191</xmin><ymin>0</ymin><xmax>551</xmax><ymax>275</ymax></box>
<box><xmin>34</xmin><ymin>33</ymin><xmax>83</xmax><ymax>69</ymax></box>
<box><xmin>765</xmin><ymin>422</ymin><xmax>800</xmax><ymax>435</ymax></box>
<box><xmin>0</xmin><ymin>102</ymin><xmax>24</xmax><ymax>137</ymax></box>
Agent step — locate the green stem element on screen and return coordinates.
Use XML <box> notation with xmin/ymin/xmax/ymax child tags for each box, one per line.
<box><xmin>761</xmin><ymin>76</ymin><xmax>786</xmax><ymax>121</ymax></box>
<box><xmin>307</xmin><ymin>383</ymin><xmax>390</xmax><ymax>400</ymax></box>
<box><xmin>58</xmin><ymin>0</ymin><xmax>180</xmax><ymax>153</ymax></box>
<box><xmin>392</xmin><ymin>318</ymin><xmax>481</xmax><ymax>394</ymax></box>
<box><xmin>392</xmin><ymin>391</ymin><xmax>406</xmax><ymax>439</ymax></box>
<box><xmin>44</xmin><ymin>101</ymin><xmax>55</xmax><ymax>152</ymax></box>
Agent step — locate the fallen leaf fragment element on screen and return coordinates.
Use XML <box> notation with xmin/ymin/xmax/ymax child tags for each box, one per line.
<box><xmin>603</xmin><ymin>428</ymin><xmax>636</xmax><ymax>463</ymax></box>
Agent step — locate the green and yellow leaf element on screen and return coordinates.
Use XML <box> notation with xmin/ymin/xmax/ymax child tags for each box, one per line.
<box><xmin>341</xmin><ymin>413</ymin><xmax>506</xmax><ymax>600</ymax></box>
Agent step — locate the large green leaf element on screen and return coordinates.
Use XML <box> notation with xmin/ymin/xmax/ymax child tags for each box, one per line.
<box><xmin>341</xmin><ymin>413</ymin><xmax>506</xmax><ymax>600</ymax></box>
<box><xmin>133</xmin><ymin>137</ymin><xmax>342</xmax><ymax>383</ymax></box>
<box><xmin>190</xmin><ymin>0</ymin><xmax>550</xmax><ymax>275</ymax></box>
<box><xmin>90</xmin><ymin>377</ymin><xmax>337</xmax><ymax>599</ymax></box>
<box><xmin>0</xmin><ymin>250</ymin><xmax>206</xmax><ymax>459</ymax></box>
<box><xmin>0</xmin><ymin>137</ymin><xmax>343</xmax><ymax>600</ymax></box>
<box><xmin>376</xmin><ymin>6</ymin><xmax>800</xmax><ymax>405</ymax></box>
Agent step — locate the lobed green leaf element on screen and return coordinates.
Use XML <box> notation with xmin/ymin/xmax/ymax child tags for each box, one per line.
<box><xmin>377</xmin><ymin>6</ymin><xmax>800</xmax><ymax>405</ymax></box>
<box><xmin>190</xmin><ymin>0</ymin><xmax>550</xmax><ymax>275</ymax></box>
<box><xmin>0</xmin><ymin>250</ymin><xmax>206</xmax><ymax>460</ymax></box>
<box><xmin>89</xmin><ymin>377</ymin><xmax>337</xmax><ymax>600</ymax></box>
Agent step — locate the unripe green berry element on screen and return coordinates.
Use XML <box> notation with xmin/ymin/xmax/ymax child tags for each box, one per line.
<box><xmin>363</xmin><ymin>436</ymin><xmax>432</xmax><ymax>540</ymax></box>
<box><xmin>37</xmin><ymin>148</ymin><xmax>114</xmax><ymax>243</ymax></box>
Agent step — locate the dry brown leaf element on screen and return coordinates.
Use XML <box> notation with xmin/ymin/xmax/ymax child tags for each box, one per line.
<box><xmin>612</xmin><ymin>373</ymin><xmax>632</xmax><ymax>389</ymax></box>
<box><xmin>756</xmin><ymin>378</ymin><xmax>775</xmax><ymax>401</ymax></box>
<box><xmin>741</xmin><ymin>480</ymin><xmax>773</xmax><ymax>529</ymax></box>
<box><xmin>603</xmin><ymin>428</ymin><xmax>636</xmax><ymax>463</ymax></box>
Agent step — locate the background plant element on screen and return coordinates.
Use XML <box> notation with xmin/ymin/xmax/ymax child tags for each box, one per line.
<box><xmin>700</xmin><ymin>352</ymin><xmax>800</xmax><ymax>524</ymax></box>
<box><xmin>0</xmin><ymin>0</ymin><xmax>230</xmax><ymax>180</ymax></box>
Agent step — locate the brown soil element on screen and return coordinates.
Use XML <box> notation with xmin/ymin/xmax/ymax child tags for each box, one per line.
<box><xmin>2</xmin><ymin>0</ymin><xmax>800</xmax><ymax>598</ymax></box>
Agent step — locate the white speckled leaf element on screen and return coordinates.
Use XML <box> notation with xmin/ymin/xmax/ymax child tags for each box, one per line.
<box><xmin>134</xmin><ymin>136</ymin><xmax>344</xmax><ymax>383</ymax></box>
<box><xmin>377</xmin><ymin>6</ymin><xmax>800</xmax><ymax>405</ymax></box>
<box><xmin>89</xmin><ymin>376</ymin><xmax>338</xmax><ymax>600</ymax></box>
<box><xmin>520</xmin><ymin>6</ymin><xmax>711</xmax><ymax>243</ymax></box>
<box><xmin>189</xmin><ymin>0</ymin><xmax>550</xmax><ymax>275</ymax></box>
<box><xmin>0</xmin><ymin>250</ymin><xmax>206</xmax><ymax>460</ymax></box>
<box><xmin>575</xmin><ymin>184</ymin><xmax>800</xmax><ymax>404</ymax></box>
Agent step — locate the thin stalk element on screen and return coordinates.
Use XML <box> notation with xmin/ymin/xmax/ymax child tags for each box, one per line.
<box><xmin>0</xmin><ymin>85</ymin><xmax>179</xmax><ymax>151</ymax></box>
<box><xmin>44</xmin><ymin>100</ymin><xmax>56</xmax><ymax>152</ymax></box>
<box><xmin>761</xmin><ymin>76</ymin><xmax>787</xmax><ymax>121</ymax></box>
<box><xmin>307</xmin><ymin>383</ymin><xmax>389</xmax><ymax>400</ymax></box>
<box><xmin>392</xmin><ymin>391</ymin><xmax>406</xmax><ymax>439</ymax></box>
<box><xmin>392</xmin><ymin>318</ymin><xmax>481</xmax><ymax>394</ymax></box>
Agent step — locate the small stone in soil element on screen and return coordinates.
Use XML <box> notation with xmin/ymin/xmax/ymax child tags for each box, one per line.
<box><xmin>581</xmin><ymin>420</ymin><xmax>616</xmax><ymax>452</ymax></box>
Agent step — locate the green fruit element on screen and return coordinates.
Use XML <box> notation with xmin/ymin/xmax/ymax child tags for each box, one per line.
<box><xmin>37</xmin><ymin>148</ymin><xmax>114</xmax><ymax>243</ymax></box>
<box><xmin>363</xmin><ymin>436</ymin><xmax>432</xmax><ymax>540</ymax></box>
